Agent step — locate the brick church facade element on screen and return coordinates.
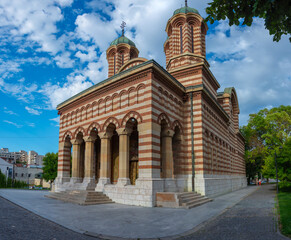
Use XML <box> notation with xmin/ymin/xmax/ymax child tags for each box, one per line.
<box><xmin>54</xmin><ymin>3</ymin><xmax>247</xmax><ymax>207</ymax></box>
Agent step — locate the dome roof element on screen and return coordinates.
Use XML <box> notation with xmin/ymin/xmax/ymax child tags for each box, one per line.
<box><xmin>110</xmin><ymin>36</ymin><xmax>136</xmax><ymax>47</ymax></box>
<box><xmin>173</xmin><ymin>6</ymin><xmax>199</xmax><ymax>16</ymax></box>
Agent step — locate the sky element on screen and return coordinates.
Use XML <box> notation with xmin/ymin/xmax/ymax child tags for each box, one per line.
<box><xmin>0</xmin><ymin>0</ymin><xmax>290</xmax><ymax>155</ymax></box>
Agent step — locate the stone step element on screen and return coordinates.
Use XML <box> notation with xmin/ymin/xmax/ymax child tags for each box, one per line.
<box><xmin>45</xmin><ymin>191</ymin><xmax>114</xmax><ymax>206</ymax></box>
<box><xmin>179</xmin><ymin>195</ymin><xmax>202</xmax><ymax>202</ymax></box>
<box><xmin>185</xmin><ymin>198</ymin><xmax>212</xmax><ymax>209</ymax></box>
<box><xmin>181</xmin><ymin>197</ymin><xmax>209</xmax><ymax>206</ymax></box>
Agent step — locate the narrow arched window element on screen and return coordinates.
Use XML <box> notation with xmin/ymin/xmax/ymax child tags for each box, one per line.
<box><xmin>191</xmin><ymin>26</ymin><xmax>194</xmax><ymax>53</ymax></box>
<box><xmin>180</xmin><ymin>26</ymin><xmax>183</xmax><ymax>53</ymax></box>
<box><xmin>114</xmin><ymin>55</ymin><xmax>116</xmax><ymax>75</ymax></box>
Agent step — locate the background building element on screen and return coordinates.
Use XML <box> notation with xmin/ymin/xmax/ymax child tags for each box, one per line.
<box><xmin>0</xmin><ymin>157</ymin><xmax>13</xmax><ymax>179</ymax></box>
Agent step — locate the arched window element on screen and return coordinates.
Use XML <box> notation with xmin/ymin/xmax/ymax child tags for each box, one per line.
<box><xmin>180</xmin><ymin>26</ymin><xmax>183</xmax><ymax>53</ymax></box>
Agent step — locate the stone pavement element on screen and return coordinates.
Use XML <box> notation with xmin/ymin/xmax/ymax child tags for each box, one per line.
<box><xmin>0</xmin><ymin>196</ymin><xmax>96</xmax><ymax>240</ymax></box>
<box><xmin>0</xmin><ymin>187</ymin><xmax>259</xmax><ymax>239</ymax></box>
<box><xmin>183</xmin><ymin>184</ymin><xmax>289</xmax><ymax>240</ymax></box>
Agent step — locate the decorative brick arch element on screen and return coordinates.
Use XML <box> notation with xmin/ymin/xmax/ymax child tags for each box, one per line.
<box><xmin>172</xmin><ymin>120</ymin><xmax>183</xmax><ymax>134</ymax></box>
<box><xmin>87</xmin><ymin>122</ymin><xmax>101</xmax><ymax>135</ymax></box>
<box><xmin>73</xmin><ymin>126</ymin><xmax>86</xmax><ymax>139</ymax></box>
<box><xmin>62</xmin><ymin>130</ymin><xmax>73</xmax><ymax>142</ymax></box>
<box><xmin>102</xmin><ymin>117</ymin><xmax>120</xmax><ymax>131</ymax></box>
<box><xmin>157</xmin><ymin>113</ymin><xmax>171</xmax><ymax>128</ymax></box>
<box><xmin>121</xmin><ymin>111</ymin><xmax>143</xmax><ymax>127</ymax></box>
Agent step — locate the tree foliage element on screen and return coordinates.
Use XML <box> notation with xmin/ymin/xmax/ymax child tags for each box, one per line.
<box><xmin>0</xmin><ymin>169</ymin><xmax>28</xmax><ymax>188</ymax></box>
<box><xmin>205</xmin><ymin>0</ymin><xmax>291</xmax><ymax>42</ymax></box>
<box><xmin>43</xmin><ymin>152</ymin><xmax>58</xmax><ymax>184</ymax></box>
<box><xmin>241</xmin><ymin>105</ymin><xmax>291</xmax><ymax>187</ymax></box>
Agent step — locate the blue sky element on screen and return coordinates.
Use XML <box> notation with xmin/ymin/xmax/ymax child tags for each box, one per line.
<box><xmin>0</xmin><ymin>0</ymin><xmax>290</xmax><ymax>155</ymax></box>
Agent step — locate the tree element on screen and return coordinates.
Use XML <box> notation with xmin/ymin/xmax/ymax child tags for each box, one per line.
<box><xmin>205</xmin><ymin>0</ymin><xmax>291</xmax><ymax>42</ymax></box>
<box><xmin>43</xmin><ymin>152</ymin><xmax>58</xmax><ymax>188</ymax></box>
<box><xmin>241</xmin><ymin>105</ymin><xmax>291</xmax><ymax>188</ymax></box>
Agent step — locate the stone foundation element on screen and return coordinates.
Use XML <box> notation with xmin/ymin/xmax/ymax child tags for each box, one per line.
<box><xmin>194</xmin><ymin>174</ymin><xmax>247</xmax><ymax>197</ymax></box>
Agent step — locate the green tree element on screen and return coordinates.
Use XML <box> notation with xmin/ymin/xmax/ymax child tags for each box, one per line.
<box><xmin>0</xmin><ymin>169</ymin><xmax>7</xmax><ymax>188</ymax></box>
<box><xmin>241</xmin><ymin>105</ymin><xmax>291</xmax><ymax>187</ymax></box>
<box><xmin>43</xmin><ymin>152</ymin><xmax>58</xmax><ymax>188</ymax></box>
<box><xmin>205</xmin><ymin>0</ymin><xmax>291</xmax><ymax>42</ymax></box>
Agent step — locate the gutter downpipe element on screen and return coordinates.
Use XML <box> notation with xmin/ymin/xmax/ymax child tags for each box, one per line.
<box><xmin>190</xmin><ymin>92</ymin><xmax>195</xmax><ymax>192</ymax></box>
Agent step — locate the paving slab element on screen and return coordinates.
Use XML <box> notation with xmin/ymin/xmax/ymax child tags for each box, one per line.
<box><xmin>0</xmin><ymin>187</ymin><xmax>258</xmax><ymax>239</ymax></box>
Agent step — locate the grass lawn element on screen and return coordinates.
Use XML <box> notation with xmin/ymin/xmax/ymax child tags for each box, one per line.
<box><xmin>278</xmin><ymin>191</ymin><xmax>291</xmax><ymax>237</ymax></box>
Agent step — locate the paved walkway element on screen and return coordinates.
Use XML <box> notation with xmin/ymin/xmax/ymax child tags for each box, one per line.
<box><xmin>0</xmin><ymin>197</ymin><xmax>96</xmax><ymax>240</ymax></box>
<box><xmin>183</xmin><ymin>184</ymin><xmax>289</xmax><ymax>240</ymax></box>
<box><xmin>0</xmin><ymin>187</ymin><xmax>259</xmax><ymax>239</ymax></box>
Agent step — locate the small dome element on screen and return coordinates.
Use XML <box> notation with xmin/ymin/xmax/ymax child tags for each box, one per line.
<box><xmin>173</xmin><ymin>6</ymin><xmax>199</xmax><ymax>16</ymax></box>
<box><xmin>110</xmin><ymin>36</ymin><xmax>136</xmax><ymax>47</ymax></box>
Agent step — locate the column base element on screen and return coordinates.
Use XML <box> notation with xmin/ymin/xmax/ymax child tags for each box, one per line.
<box><xmin>81</xmin><ymin>177</ymin><xmax>96</xmax><ymax>190</ymax></box>
<box><xmin>70</xmin><ymin>177</ymin><xmax>83</xmax><ymax>184</ymax></box>
<box><xmin>53</xmin><ymin>176</ymin><xmax>70</xmax><ymax>192</ymax></box>
<box><xmin>117</xmin><ymin>178</ymin><xmax>131</xmax><ymax>186</ymax></box>
<box><xmin>95</xmin><ymin>177</ymin><xmax>110</xmax><ymax>192</ymax></box>
<box><xmin>164</xmin><ymin>178</ymin><xmax>178</xmax><ymax>192</ymax></box>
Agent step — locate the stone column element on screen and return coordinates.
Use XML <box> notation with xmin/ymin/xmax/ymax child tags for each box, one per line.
<box><xmin>82</xmin><ymin>136</ymin><xmax>97</xmax><ymax>190</ymax></box>
<box><xmin>71</xmin><ymin>139</ymin><xmax>83</xmax><ymax>183</ymax></box>
<box><xmin>116</xmin><ymin>128</ymin><xmax>132</xmax><ymax>186</ymax></box>
<box><xmin>162</xmin><ymin>129</ymin><xmax>175</xmax><ymax>179</ymax></box>
<box><xmin>54</xmin><ymin>141</ymin><xmax>71</xmax><ymax>191</ymax></box>
<box><xmin>96</xmin><ymin>132</ymin><xmax>113</xmax><ymax>191</ymax></box>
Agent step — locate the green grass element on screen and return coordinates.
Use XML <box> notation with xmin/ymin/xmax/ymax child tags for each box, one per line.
<box><xmin>278</xmin><ymin>190</ymin><xmax>291</xmax><ymax>237</ymax></box>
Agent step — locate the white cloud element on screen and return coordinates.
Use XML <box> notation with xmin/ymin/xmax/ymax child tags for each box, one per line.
<box><xmin>4</xmin><ymin>107</ymin><xmax>18</xmax><ymax>116</ymax></box>
<box><xmin>26</xmin><ymin>122</ymin><xmax>35</xmax><ymax>127</ymax></box>
<box><xmin>50</xmin><ymin>116</ymin><xmax>60</xmax><ymax>127</ymax></box>
<box><xmin>55</xmin><ymin>0</ymin><xmax>74</xmax><ymax>7</ymax></box>
<box><xmin>0</xmin><ymin>0</ymin><xmax>290</xmax><ymax>128</ymax></box>
<box><xmin>25</xmin><ymin>106</ymin><xmax>42</xmax><ymax>115</ymax></box>
<box><xmin>3</xmin><ymin>120</ymin><xmax>22</xmax><ymax>128</ymax></box>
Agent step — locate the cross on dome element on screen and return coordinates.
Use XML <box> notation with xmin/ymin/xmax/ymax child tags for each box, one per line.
<box><xmin>120</xmin><ymin>21</ymin><xmax>126</xmax><ymax>36</ymax></box>
<box><xmin>185</xmin><ymin>0</ymin><xmax>188</xmax><ymax>7</ymax></box>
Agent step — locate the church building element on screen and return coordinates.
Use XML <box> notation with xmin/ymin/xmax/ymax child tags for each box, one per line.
<box><xmin>53</xmin><ymin>2</ymin><xmax>247</xmax><ymax>207</ymax></box>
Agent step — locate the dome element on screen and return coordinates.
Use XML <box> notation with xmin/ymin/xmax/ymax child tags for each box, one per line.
<box><xmin>110</xmin><ymin>36</ymin><xmax>136</xmax><ymax>47</ymax></box>
<box><xmin>173</xmin><ymin>6</ymin><xmax>199</xmax><ymax>16</ymax></box>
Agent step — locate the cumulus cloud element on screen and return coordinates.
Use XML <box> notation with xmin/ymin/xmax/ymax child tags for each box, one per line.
<box><xmin>0</xmin><ymin>0</ymin><xmax>290</xmax><ymax>127</ymax></box>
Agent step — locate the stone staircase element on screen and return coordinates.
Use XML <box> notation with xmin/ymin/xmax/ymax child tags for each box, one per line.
<box><xmin>46</xmin><ymin>190</ymin><xmax>114</xmax><ymax>205</ymax></box>
<box><xmin>178</xmin><ymin>192</ymin><xmax>212</xmax><ymax>209</ymax></box>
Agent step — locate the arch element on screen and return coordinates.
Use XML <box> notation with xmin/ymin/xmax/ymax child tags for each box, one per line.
<box><xmin>104</xmin><ymin>96</ymin><xmax>112</xmax><ymax>113</ymax></box>
<box><xmin>117</xmin><ymin>57</ymin><xmax>148</xmax><ymax>73</ymax></box>
<box><xmin>137</xmin><ymin>84</ymin><xmax>146</xmax><ymax>103</ymax></box>
<box><xmin>112</xmin><ymin>93</ymin><xmax>119</xmax><ymax>111</ymax></box>
<box><xmin>128</xmin><ymin>86</ymin><xmax>136</xmax><ymax>106</ymax></box>
<box><xmin>102</xmin><ymin>117</ymin><xmax>120</xmax><ymax>131</ymax></box>
<box><xmin>80</xmin><ymin>106</ymin><xmax>86</xmax><ymax>121</ymax></box>
<box><xmin>62</xmin><ymin>130</ymin><xmax>73</xmax><ymax>142</ymax></box>
<box><xmin>73</xmin><ymin>126</ymin><xmax>86</xmax><ymax>139</ymax></box>
<box><xmin>172</xmin><ymin>120</ymin><xmax>183</xmax><ymax>134</ymax></box>
<box><xmin>87</xmin><ymin>122</ymin><xmax>102</xmax><ymax>135</ymax></box>
<box><xmin>157</xmin><ymin>113</ymin><xmax>171</xmax><ymax>128</ymax></box>
<box><xmin>98</xmin><ymin>99</ymin><xmax>104</xmax><ymax>116</ymax></box>
<box><xmin>121</xmin><ymin>111</ymin><xmax>143</xmax><ymax>127</ymax></box>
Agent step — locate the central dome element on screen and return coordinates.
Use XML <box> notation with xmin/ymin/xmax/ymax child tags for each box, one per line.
<box><xmin>173</xmin><ymin>6</ymin><xmax>199</xmax><ymax>16</ymax></box>
<box><xmin>110</xmin><ymin>36</ymin><xmax>136</xmax><ymax>47</ymax></box>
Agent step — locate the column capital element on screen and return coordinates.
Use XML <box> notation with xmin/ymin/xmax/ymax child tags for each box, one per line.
<box><xmin>59</xmin><ymin>141</ymin><xmax>71</xmax><ymax>148</ymax></box>
<box><xmin>162</xmin><ymin>129</ymin><xmax>175</xmax><ymax>138</ymax></box>
<box><xmin>84</xmin><ymin>136</ymin><xmax>97</xmax><ymax>142</ymax></box>
<box><xmin>71</xmin><ymin>138</ymin><xmax>83</xmax><ymax>145</ymax></box>
<box><xmin>116</xmin><ymin>127</ymin><xmax>132</xmax><ymax>136</ymax></box>
<box><xmin>99</xmin><ymin>132</ymin><xmax>113</xmax><ymax>139</ymax></box>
